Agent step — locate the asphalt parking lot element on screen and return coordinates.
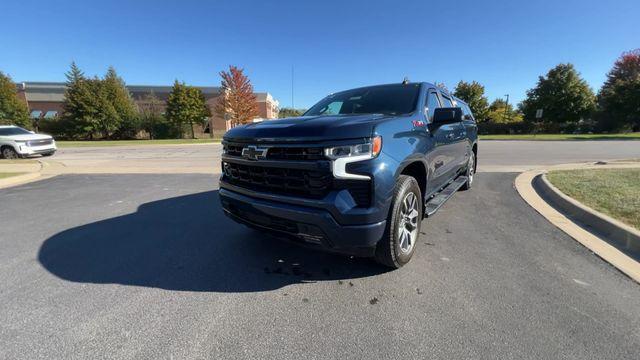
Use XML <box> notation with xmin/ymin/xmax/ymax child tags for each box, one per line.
<box><xmin>2</xmin><ymin>141</ymin><xmax>640</xmax><ymax>359</ymax></box>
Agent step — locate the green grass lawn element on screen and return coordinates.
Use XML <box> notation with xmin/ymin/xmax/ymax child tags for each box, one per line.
<box><xmin>547</xmin><ymin>168</ymin><xmax>640</xmax><ymax>230</ymax></box>
<box><xmin>480</xmin><ymin>133</ymin><xmax>640</xmax><ymax>141</ymax></box>
<box><xmin>0</xmin><ymin>172</ymin><xmax>26</xmax><ymax>179</ymax></box>
<box><xmin>56</xmin><ymin>138</ymin><xmax>221</xmax><ymax>148</ymax></box>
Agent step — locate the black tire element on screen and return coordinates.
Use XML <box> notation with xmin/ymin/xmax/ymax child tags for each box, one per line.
<box><xmin>460</xmin><ymin>150</ymin><xmax>475</xmax><ymax>191</ymax></box>
<box><xmin>41</xmin><ymin>152</ymin><xmax>55</xmax><ymax>157</ymax></box>
<box><xmin>1</xmin><ymin>146</ymin><xmax>19</xmax><ymax>159</ymax></box>
<box><xmin>375</xmin><ymin>175</ymin><xmax>423</xmax><ymax>268</ymax></box>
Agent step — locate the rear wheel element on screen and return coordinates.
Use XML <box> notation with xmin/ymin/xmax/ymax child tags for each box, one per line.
<box><xmin>460</xmin><ymin>151</ymin><xmax>475</xmax><ymax>191</ymax></box>
<box><xmin>1</xmin><ymin>146</ymin><xmax>19</xmax><ymax>159</ymax></box>
<box><xmin>375</xmin><ymin>175</ymin><xmax>422</xmax><ymax>268</ymax></box>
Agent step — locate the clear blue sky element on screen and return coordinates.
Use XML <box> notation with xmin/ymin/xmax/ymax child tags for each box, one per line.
<box><xmin>2</xmin><ymin>0</ymin><xmax>638</xmax><ymax>109</ymax></box>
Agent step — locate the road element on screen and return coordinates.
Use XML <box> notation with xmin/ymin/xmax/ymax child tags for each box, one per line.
<box><xmin>49</xmin><ymin>140</ymin><xmax>640</xmax><ymax>174</ymax></box>
<box><xmin>1</xmin><ymin>141</ymin><xmax>640</xmax><ymax>359</ymax></box>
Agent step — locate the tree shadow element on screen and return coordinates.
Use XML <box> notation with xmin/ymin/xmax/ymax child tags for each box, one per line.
<box><xmin>38</xmin><ymin>191</ymin><xmax>387</xmax><ymax>292</ymax></box>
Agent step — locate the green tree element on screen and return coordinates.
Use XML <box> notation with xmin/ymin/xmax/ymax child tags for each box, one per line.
<box><xmin>139</xmin><ymin>92</ymin><xmax>171</xmax><ymax>139</ymax></box>
<box><xmin>487</xmin><ymin>98</ymin><xmax>523</xmax><ymax>123</ymax></box>
<box><xmin>434</xmin><ymin>82</ymin><xmax>449</xmax><ymax>92</ymax></box>
<box><xmin>185</xmin><ymin>86</ymin><xmax>211</xmax><ymax>138</ymax></box>
<box><xmin>520</xmin><ymin>63</ymin><xmax>596</xmax><ymax>125</ymax></box>
<box><xmin>61</xmin><ymin>63</ymin><xmax>119</xmax><ymax>139</ymax></box>
<box><xmin>597</xmin><ymin>49</ymin><xmax>640</xmax><ymax>131</ymax></box>
<box><xmin>0</xmin><ymin>72</ymin><xmax>31</xmax><ymax>128</ymax></box>
<box><xmin>166</xmin><ymin>81</ymin><xmax>210</xmax><ymax>138</ymax></box>
<box><xmin>278</xmin><ymin>107</ymin><xmax>306</xmax><ymax>118</ymax></box>
<box><xmin>103</xmin><ymin>66</ymin><xmax>139</xmax><ymax>138</ymax></box>
<box><xmin>453</xmin><ymin>81</ymin><xmax>490</xmax><ymax>121</ymax></box>
<box><xmin>87</xmin><ymin>77</ymin><xmax>119</xmax><ymax>138</ymax></box>
<box><xmin>61</xmin><ymin>62</ymin><xmax>98</xmax><ymax>138</ymax></box>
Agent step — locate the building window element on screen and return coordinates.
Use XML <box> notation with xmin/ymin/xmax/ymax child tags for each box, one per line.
<box><xmin>30</xmin><ymin>110</ymin><xmax>43</xmax><ymax>118</ymax></box>
<box><xmin>44</xmin><ymin>111</ymin><xmax>58</xmax><ymax>119</ymax></box>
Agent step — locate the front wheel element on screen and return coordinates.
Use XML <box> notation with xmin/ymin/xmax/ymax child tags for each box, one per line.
<box><xmin>375</xmin><ymin>175</ymin><xmax>423</xmax><ymax>268</ymax></box>
<box><xmin>1</xmin><ymin>147</ymin><xmax>19</xmax><ymax>159</ymax></box>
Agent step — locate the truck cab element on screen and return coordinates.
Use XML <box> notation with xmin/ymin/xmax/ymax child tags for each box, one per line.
<box><xmin>219</xmin><ymin>82</ymin><xmax>478</xmax><ymax>268</ymax></box>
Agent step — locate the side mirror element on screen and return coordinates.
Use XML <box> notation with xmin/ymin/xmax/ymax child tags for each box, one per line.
<box><xmin>432</xmin><ymin>107</ymin><xmax>462</xmax><ymax>126</ymax></box>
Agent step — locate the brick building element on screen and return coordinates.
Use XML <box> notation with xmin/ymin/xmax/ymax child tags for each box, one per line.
<box><xmin>16</xmin><ymin>82</ymin><xmax>279</xmax><ymax>135</ymax></box>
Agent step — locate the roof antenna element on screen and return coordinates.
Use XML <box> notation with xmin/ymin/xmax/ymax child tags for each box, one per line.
<box><xmin>402</xmin><ymin>77</ymin><xmax>410</xmax><ymax>85</ymax></box>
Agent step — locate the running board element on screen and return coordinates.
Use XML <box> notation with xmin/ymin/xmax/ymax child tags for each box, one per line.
<box><xmin>424</xmin><ymin>176</ymin><xmax>468</xmax><ymax>217</ymax></box>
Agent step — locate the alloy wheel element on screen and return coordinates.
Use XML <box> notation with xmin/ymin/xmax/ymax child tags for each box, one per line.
<box><xmin>398</xmin><ymin>192</ymin><xmax>419</xmax><ymax>254</ymax></box>
<box><xmin>2</xmin><ymin>148</ymin><xmax>17</xmax><ymax>159</ymax></box>
<box><xmin>468</xmin><ymin>152</ymin><xmax>475</xmax><ymax>185</ymax></box>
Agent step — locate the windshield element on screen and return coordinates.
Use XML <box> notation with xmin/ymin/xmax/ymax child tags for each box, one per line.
<box><xmin>305</xmin><ymin>84</ymin><xmax>421</xmax><ymax>116</ymax></box>
<box><xmin>0</xmin><ymin>127</ymin><xmax>31</xmax><ymax>136</ymax></box>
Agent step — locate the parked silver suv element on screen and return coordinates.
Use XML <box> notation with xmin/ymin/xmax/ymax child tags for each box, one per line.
<box><xmin>0</xmin><ymin>125</ymin><xmax>57</xmax><ymax>159</ymax></box>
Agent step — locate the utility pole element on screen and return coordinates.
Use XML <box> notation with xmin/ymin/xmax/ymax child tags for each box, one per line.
<box><xmin>502</xmin><ymin>94</ymin><xmax>510</xmax><ymax>122</ymax></box>
<box><xmin>291</xmin><ymin>65</ymin><xmax>294</xmax><ymax>109</ymax></box>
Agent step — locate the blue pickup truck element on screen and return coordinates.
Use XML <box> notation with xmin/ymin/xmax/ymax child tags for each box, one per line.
<box><xmin>219</xmin><ymin>82</ymin><xmax>478</xmax><ymax>268</ymax></box>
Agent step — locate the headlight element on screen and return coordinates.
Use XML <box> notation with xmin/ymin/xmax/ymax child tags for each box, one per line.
<box><xmin>325</xmin><ymin>136</ymin><xmax>382</xmax><ymax>180</ymax></box>
<box><xmin>324</xmin><ymin>136</ymin><xmax>382</xmax><ymax>159</ymax></box>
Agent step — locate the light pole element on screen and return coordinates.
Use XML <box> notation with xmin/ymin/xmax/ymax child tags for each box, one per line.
<box><xmin>502</xmin><ymin>94</ymin><xmax>510</xmax><ymax>122</ymax></box>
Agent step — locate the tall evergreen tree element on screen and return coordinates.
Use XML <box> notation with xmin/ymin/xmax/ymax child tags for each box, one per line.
<box><xmin>214</xmin><ymin>66</ymin><xmax>258</xmax><ymax>127</ymax></box>
<box><xmin>66</xmin><ymin>61</ymin><xmax>84</xmax><ymax>84</ymax></box>
<box><xmin>103</xmin><ymin>66</ymin><xmax>138</xmax><ymax>138</ymax></box>
<box><xmin>166</xmin><ymin>81</ymin><xmax>188</xmax><ymax>137</ymax></box>
<box><xmin>61</xmin><ymin>63</ymin><xmax>119</xmax><ymax>139</ymax></box>
<box><xmin>0</xmin><ymin>72</ymin><xmax>31</xmax><ymax>128</ymax></box>
<box><xmin>61</xmin><ymin>62</ymin><xmax>97</xmax><ymax>138</ymax></box>
<box><xmin>597</xmin><ymin>49</ymin><xmax>640</xmax><ymax>131</ymax></box>
<box><xmin>185</xmin><ymin>86</ymin><xmax>211</xmax><ymax>139</ymax></box>
<box><xmin>88</xmin><ymin>77</ymin><xmax>119</xmax><ymax>138</ymax></box>
<box><xmin>166</xmin><ymin>81</ymin><xmax>210</xmax><ymax>138</ymax></box>
<box><xmin>453</xmin><ymin>81</ymin><xmax>490</xmax><ymax>122</ymax></box>
<box><xmin>520</xmin><ymin>63</ymin><xmax>596</xmax><ymax>124</ymax></box>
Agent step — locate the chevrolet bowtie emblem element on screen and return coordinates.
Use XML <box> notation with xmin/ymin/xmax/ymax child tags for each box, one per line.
<box><xmin>242</xmin><ymin>145</ymin><xmax>269</xmax><ymax>160</ymax></box>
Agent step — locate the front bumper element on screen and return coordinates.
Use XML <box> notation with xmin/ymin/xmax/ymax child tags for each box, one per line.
<box><xmin>219</xmin><ymin>187</ymin><xmax>386</xmax><ymax>257</ymax></box>
<box><xmin>16</xmin><ymin>144</ymin><xmax>57</xmax><ymax>155</ymax></box>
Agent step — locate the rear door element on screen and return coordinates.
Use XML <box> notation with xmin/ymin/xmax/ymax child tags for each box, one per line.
<box><xmin>458</xmin><ymin>102</ymin><xmax>475</xmax><ymax>166</ymax></box>
<box><xmin>425</xmin><ymin>90</ymin><xmax>457</xmax><ymax>194</ymax></box>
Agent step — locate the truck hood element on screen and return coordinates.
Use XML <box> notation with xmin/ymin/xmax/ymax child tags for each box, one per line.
<box><xmin>224</xmin><ymin>114</ymin><xmax>391</xmax><ymax>143</ymax></box>
<box><xmin>1</xmin><ymin>134</ymin><xmax>53</xmax><ymax>141</ymax></box>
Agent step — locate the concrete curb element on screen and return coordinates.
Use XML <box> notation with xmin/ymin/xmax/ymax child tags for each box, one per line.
<box><xmin>515</xmin><ymin>167</ymin><xmax>640</xmax><ymax>282</ymax></box>
<box><xmin>0</xmin><ymin>172</ymin><xmax>48</xmax><ymax>189</ymax></box>
<box><xmin>539</xmin><ymin>173</ymin><xmax>640</xmax><ymax>254</ymax></box>
<box><xmin>0</xmin><ymin>160</ymin><xmax>58</xmax><ymax>189</ymax></box>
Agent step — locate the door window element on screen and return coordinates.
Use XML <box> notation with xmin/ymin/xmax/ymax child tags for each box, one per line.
<box><xmin>440</xmin><ymin>94</ymin><xmax>453</xmax><ymax>107</ymax></box>
<box><xmin>425</xmin><ymin>91</ymin><xmax>441</xmax><ymax>122</ymax></box>
<box><xmin>462</xmin><ymin>104</ymin><xmax>475</xmax><ymax>121</ymax></box>
<box><xmin>319</xmin><ymin>101</ymin><xmax>343</xmax><ymax>115</ymax></box>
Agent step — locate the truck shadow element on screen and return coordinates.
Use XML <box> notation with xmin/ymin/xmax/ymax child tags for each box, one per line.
<box><xmin>37</xmin><ymin>191</ymin><xmax>387</xmax><ymax>292</ymax></box>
